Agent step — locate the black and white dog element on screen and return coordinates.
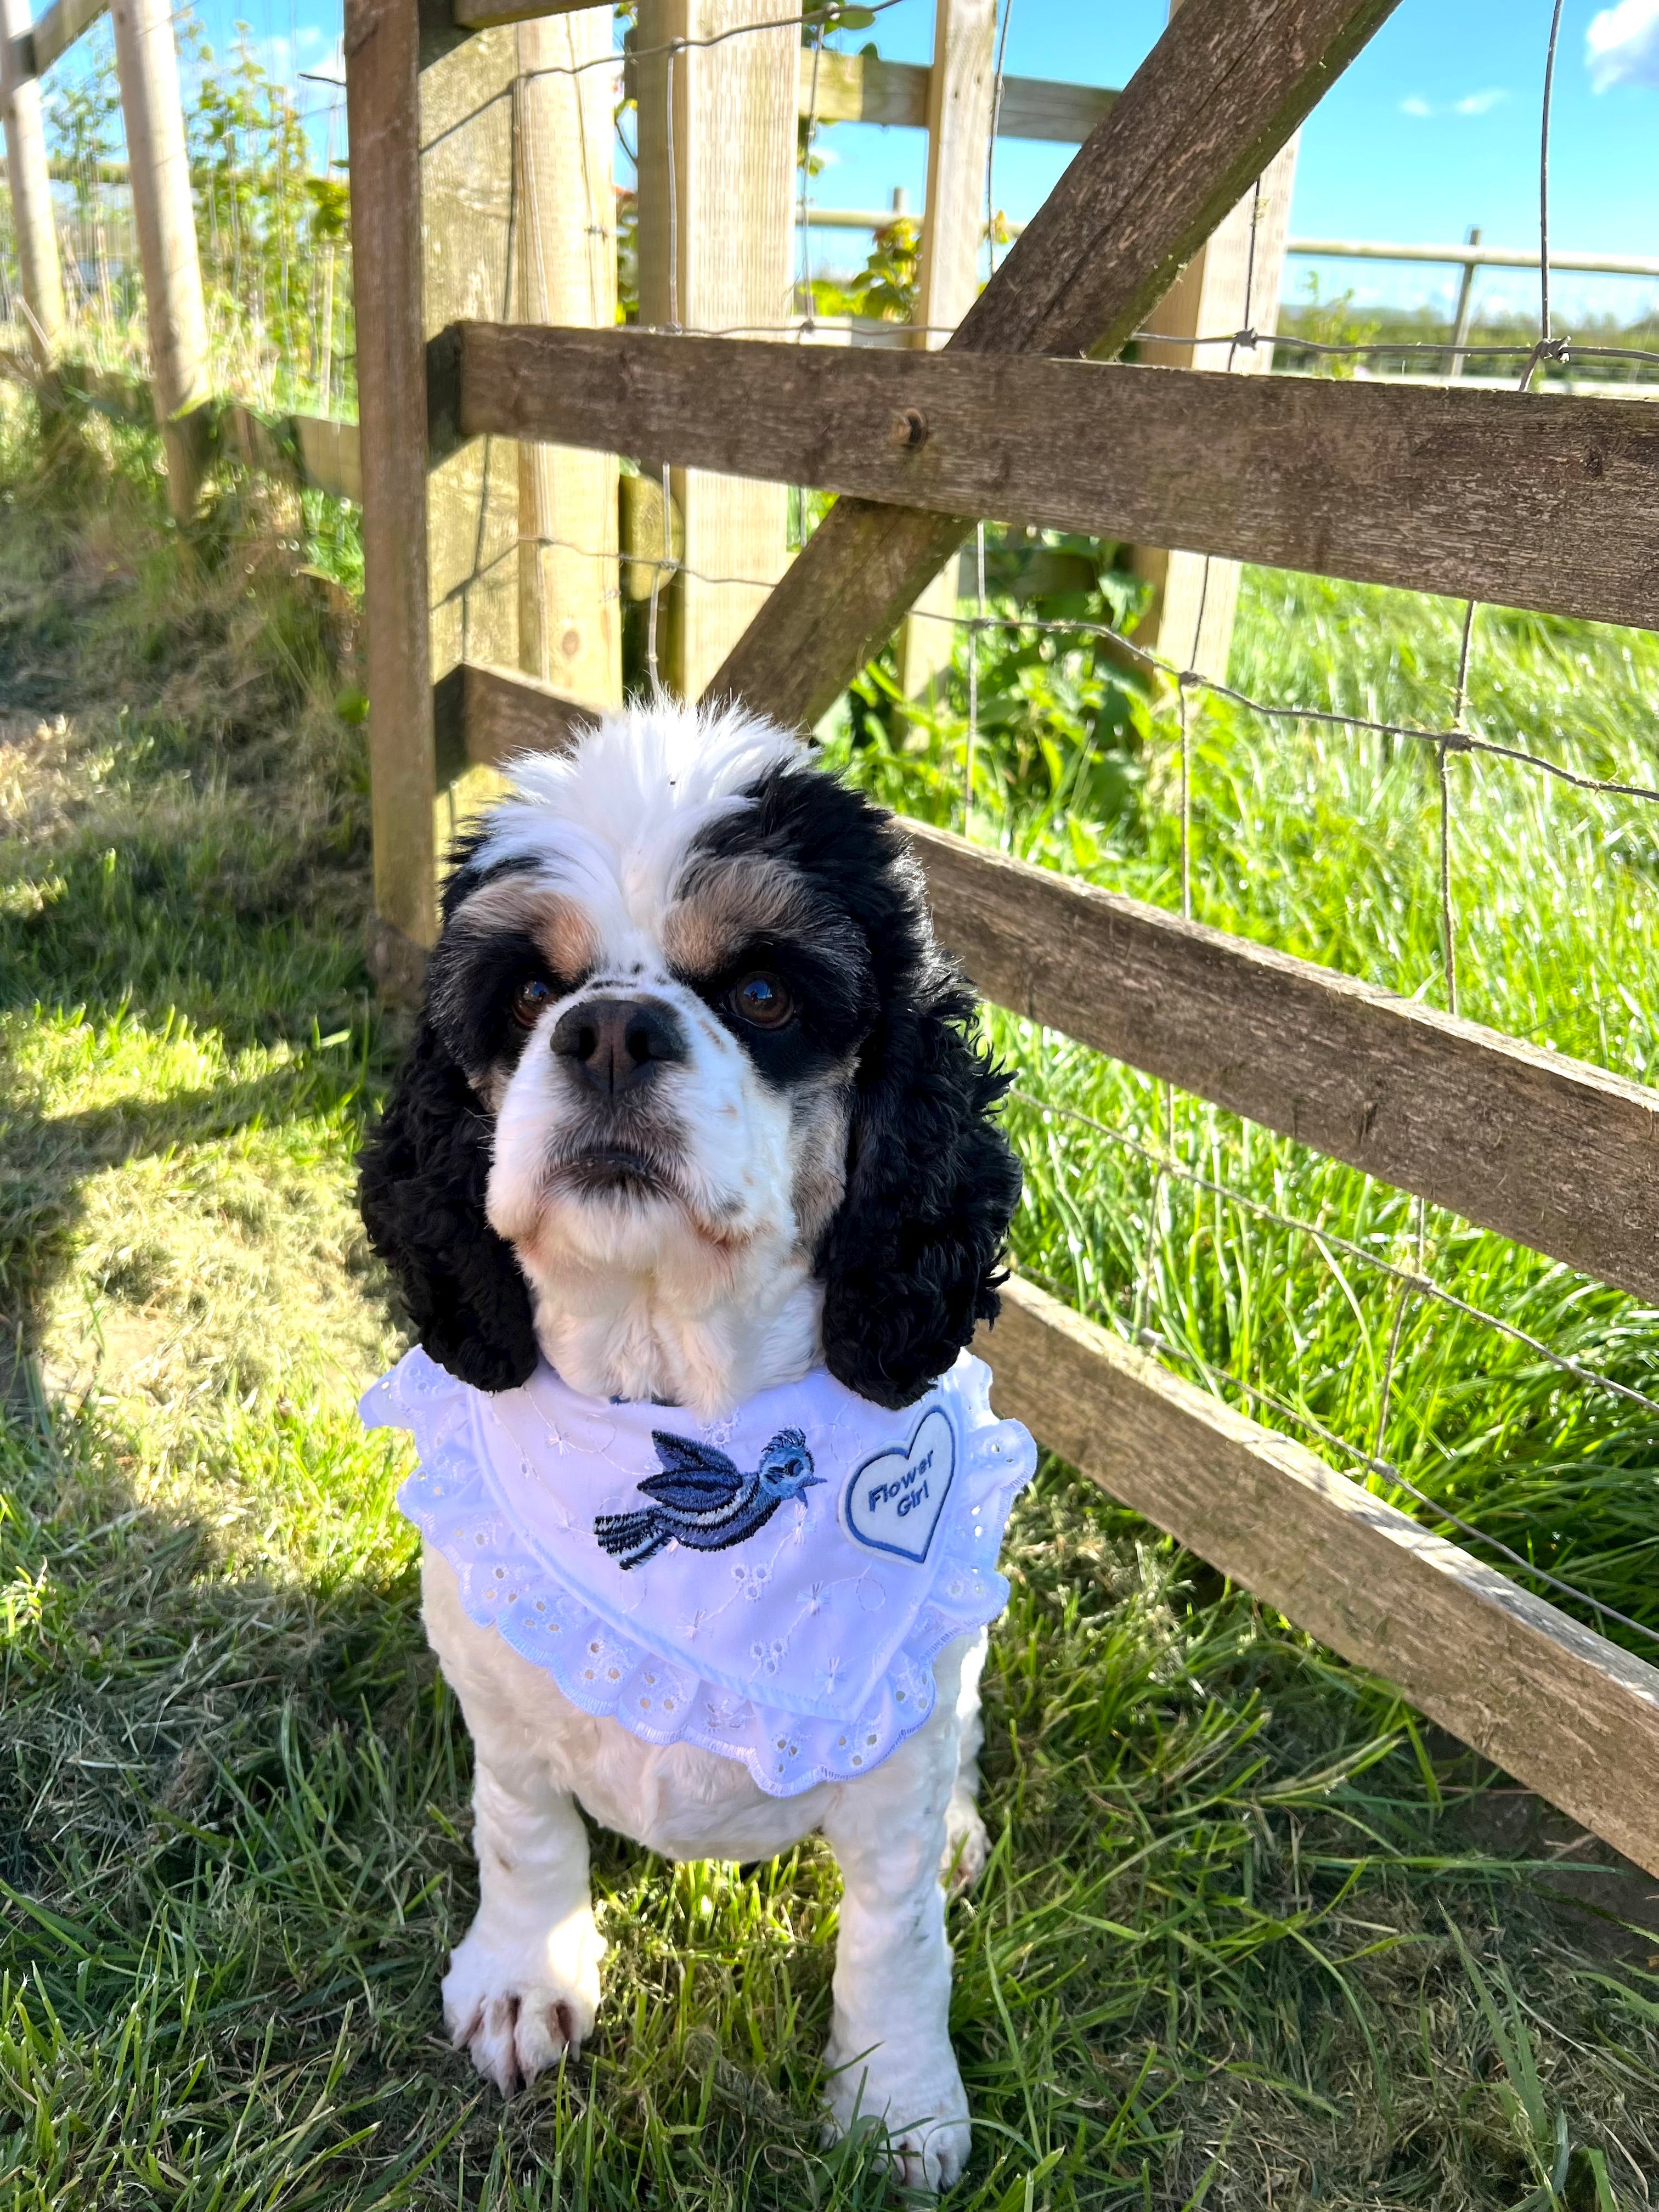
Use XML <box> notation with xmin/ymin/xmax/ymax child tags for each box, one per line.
<box><xmin>359</xmin><ymin>699</ymin><xmax>1022</xmax><ymax>2189</ymax></box>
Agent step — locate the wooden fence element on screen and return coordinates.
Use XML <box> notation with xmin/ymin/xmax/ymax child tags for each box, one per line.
<box><xmin>342</xmin><ymin>0</ymin><xmax>1659</xmax><ymax>1886</ymax></box>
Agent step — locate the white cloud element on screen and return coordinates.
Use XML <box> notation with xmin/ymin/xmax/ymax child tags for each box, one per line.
<box><xmin>297</xmin><ymin>31</ymin><xmax>347</xmax><ymax>86</ymax></box>
<box><xmin>1587</xmin><ymin>0</ymin><xmax>1659</xmax><ymax>89</ymax></box>
<box><xmin>1399</xmin><ymin>89</ymin><xmax>1506</xmax><ymax>118</ymax></box>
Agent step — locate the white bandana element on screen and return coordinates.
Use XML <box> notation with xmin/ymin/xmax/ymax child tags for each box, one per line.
<box><xmin>360</xmin><ymin>1347</ymin><xmax>1035</xmax><ymax>1797</ymax></box>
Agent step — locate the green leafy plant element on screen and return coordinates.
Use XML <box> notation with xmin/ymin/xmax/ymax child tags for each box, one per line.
<box><xmin>1277</xmin><ymin>270</ymin><xmax>1381</xmax><ymax>378</ymax></box>
<box><xmin>809</xmin><ymin>214</ymin><xmax>922</xmax><ymax>323</ymax></box>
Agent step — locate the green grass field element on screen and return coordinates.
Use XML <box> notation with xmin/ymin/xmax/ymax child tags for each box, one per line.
<box><xmin>3</xmin><ymin>391</ymin><xmax>1658</xmax><ymax>2210</ymax></box>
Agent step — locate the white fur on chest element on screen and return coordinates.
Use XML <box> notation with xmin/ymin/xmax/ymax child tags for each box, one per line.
<box><xmin>422</xmin><ymin>1545</ymin><xmax>844</xmax><ymax>1860</ymax></box>
<box><xmin>422</xmin><ymin>1545</ymin><xmax>973</xmax><ymax>1863</ymax></box>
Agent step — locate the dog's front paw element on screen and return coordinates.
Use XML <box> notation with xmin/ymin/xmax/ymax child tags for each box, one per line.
<box><xmin>823</xmin><ymin>2042</ymin><xmax>971</xmax><ymax>2193</ymax></box>
<box><xmin>442</xmin><ymin>1911</ymin><xmax>605</xmax><ymax>2095</ymax></box>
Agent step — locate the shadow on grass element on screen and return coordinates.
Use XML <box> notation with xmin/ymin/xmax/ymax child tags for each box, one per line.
<box><xmin>0</xmin><ymin>1401</ymin><xmax>894</xmax><ymax>2208</ymax></box>
<box><xmin>0</xmin><ymin>1064</ymin><xmax>373</xmax><ymax>1410</ymax></box>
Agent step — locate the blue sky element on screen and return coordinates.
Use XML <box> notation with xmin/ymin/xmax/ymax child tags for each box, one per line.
<box><xmin>800</xmin><ymin>0</ymin><xmax>1659</xmax><ymax>326</ymax></box>
<box><xmin>63</xmin><ymin>0</ymin><xmax>1659</xmax><ymax>330</ymax></box>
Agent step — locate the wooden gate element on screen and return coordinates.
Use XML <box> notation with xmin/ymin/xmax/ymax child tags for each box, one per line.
<box><xmin>343</xmin><ymin>0</ymin><xmax>1659</xmax><ymax>1880</ymax></box>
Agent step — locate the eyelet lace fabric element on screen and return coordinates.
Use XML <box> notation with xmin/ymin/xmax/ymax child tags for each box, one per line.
<box><xmin>362</xmin><ymin>1347</ymin><xmax>1035</xmax><ymax>1798</ymax></box>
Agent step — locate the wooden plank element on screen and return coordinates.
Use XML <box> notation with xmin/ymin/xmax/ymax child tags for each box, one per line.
<box><xmin>1129</xmin><ymin>0</ymin><xmax>1300</xmax><ymax>684</ymax></box>
<box><xmin>290</xmin><ymin>412</ymin><xmax>361</xmax><ymax>503</ymax></box>
<box><xmin>455</xmin><ymin>654</ymin><xmax>1659</xmax><ymax>1307</ymax></box>
<box><xmin>991</xmin><ymin>74</ymin><xmax>1117</xmax><ymax>144</ymax></box>
<box><xmin>225</xmin><ymin>405</ymin><xmax>363</xmax><ymax>502</ymax></box>
<box><xmin>896</xmin><ymin>0</ymin><xmax>996</xmax><ymax>725</ymax></box>
<box><xmin>514</xmin><ymin>8</ymin><xmax>620</xmax><ymax>704</ymax></box>
<box><xmin>805</xmin><ymin>49</ymin><xmax>929</xmax><ymax>128</ymax></box>
<box><xmin>804</xmin><ymin>51</ymin><xmax>1116</xmax><ymax>139</ymax></box>
<box><xmin>346</xmin><ymin>0</ymin><xmax>438</xmax><ymax>993</ymax></box>
<box><xmin>454</xmin><ymin>0</ymin><xmax>608</xmax><ymax>27</ymax></box>
<box><xmin>458</xmin><ymin>659</ymin><xmax>604</xmax><ymax>766</ymax></box>
<box><xmin>421</xmin><ymin>28</ymin><xmax>521</xmax><ymax>686</ymax></box>
<box><xmin>979</xmin><ymin>1277</ymin><xmax>1659</xmax><ymax>1882</ymax></box>
<box><xmin>453</xmin><ymin>326</ymin><xmax>1659</xmax><ymax>634</ymax></box>
<box><xmin>708</xmin><ymin>0</ymin><xmax>1404</xmax><ymax>728</ymax></box>
<box><xmin>635</xmin><ymin>0</ymin><xmax>795</xmax><ymax>697</ymax></box>
<box><xmin>917</xmin><ymin>821</ymin><xmax>1659</xmax><ymax>1308</ymax></box>
<box><xmin>1</xmin><ymin>0</ymin><xmax>65</xmax><ymax>364</ymax></box>
<box><xmin>19</xmin><ymin>0</ymin><xmax>107</xmax><ymax>79</ymax></box>
<box><xmin>628</xmin><ymin>47</ymin><xmax>1115</xmax><ymax>137</ymax></box>
<box><xmin>110</xmin><ymin>0</ymin><xmax>212</xmax><ymax>519</ymax></box>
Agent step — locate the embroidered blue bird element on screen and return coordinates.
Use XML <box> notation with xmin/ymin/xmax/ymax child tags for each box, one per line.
<box><xmin>594</xmin><ymin>1426</ymin><xmax>820</xmax><ymax>1570</ymax></box>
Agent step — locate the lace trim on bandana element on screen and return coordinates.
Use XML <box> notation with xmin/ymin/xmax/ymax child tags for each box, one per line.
<box><xmin>368</xmin><ymin>1352</ymin><xmax>1033</xmax><ymax>1798</ymax></box>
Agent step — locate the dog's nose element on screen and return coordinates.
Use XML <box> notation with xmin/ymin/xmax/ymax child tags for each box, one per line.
<box><xmin>550</xmin><ymin>995</ymin><xmax>688</xmax><ymax>1095</ymax></box>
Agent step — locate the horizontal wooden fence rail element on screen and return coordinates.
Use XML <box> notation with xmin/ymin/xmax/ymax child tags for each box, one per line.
<box><xmin>794</xmin><ymin>50</ymin><xmax>1117</xmax><ymax>142</ymax></box>
<box><xmin>441</xmin><ymin>656</ymin><xmax>1659</xmax><ymax>1312</ymax></box>
<box><xmin>912</xmin><ymin>823</ymin><xmax>1659</xmax><ymax>1308</ymax></box>
<box><xmin>449</xmin><ymin>323</ymin><xmax>1659</xmax><ymax>634</ymax></box>
<box><xmin>434</xmin><ymin>658</ymin><xmax>607</xmax><ymax>775</ymax></box>
<box><xmin>445</xmin><ymin>7</ymin><xmax>1121</xmax><ymax>139</ymax></box>
<box><xmin>452</xmin><ymin>0</ymin><xmax>609</xmax><ymax>25</ymax></box>
<box><xmin>979</xmin><ymin>1277</ymin><xmax>1659</xmax><ymax>1882</ymax></box>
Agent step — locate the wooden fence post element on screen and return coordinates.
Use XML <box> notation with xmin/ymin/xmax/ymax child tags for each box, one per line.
<box><xmin>515</xmin><ymin>7</ymin><xmax>620</xmax><ymax>706</ymax></box>
<box><xmin>346</xmin><ymin>0</ymin><xmax>436</xmax><ymax>991</ymax></box>
<box><xmin>421</xmin><ymin>24</ymin><xmax>521</xmax><ymax>698</ymax></box>
<box><xmin>635</xmin><ymin>0</ymin><xmax>797</xmax><ymax>701</ymax></box>
<box><xmin>895</xmin><ymin>0</ymin><xmax>996</xmax><ymax>727</ymax></box>
<box><xmin>1</xmin><ymin>0</ymin><xmax>66</xmax><ymax>368</ymax></box>
<box><xmin>1127</xmin><ymin>0</ymin><xmax>1298</xmax><ymax>683</ymax></box>
<box><xmin>110</xmin><ymin>0</ymin><xmax>211</xmax><ymax>521</ymax></box>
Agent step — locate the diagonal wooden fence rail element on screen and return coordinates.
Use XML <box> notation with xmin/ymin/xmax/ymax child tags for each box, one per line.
<box><xmin>341</xmin><ymin>0</ymin><xmax>1659</xmax><ymax>1881</ymax></box>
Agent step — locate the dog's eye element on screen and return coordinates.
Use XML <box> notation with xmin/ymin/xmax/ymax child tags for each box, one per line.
<box><xmin>510</xmin><ymin>978</ymin><xmax>554</xmax><ymax>1028</ymax></box>
<box><xmin>730</xmin><ymin>972</ymin><xmax>794</xmax><ymax>1030</ymax></box>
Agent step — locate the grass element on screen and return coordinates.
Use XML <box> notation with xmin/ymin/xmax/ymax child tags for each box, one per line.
<box><xmin>2</xmin><ymin>386</ymin><xmax>1658</xmax><ymax>2208</ymax></box>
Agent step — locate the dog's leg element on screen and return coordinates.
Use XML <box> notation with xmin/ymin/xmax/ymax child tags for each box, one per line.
<box><xmin>442</xmin><ymin>1754</ymin><xmax>606</xmax><ymax>2095</ymax></box>
<box><xmin>942</xmin><ymin>1626</ymin><xmax>989</xmax><ymax>1891</ymax></box>
<box><xmin>819</xmin><ymin>1641</ymin><xmax>972</xmax><ymax>2192</ymax></box>
<box><xmin>421</xmin><ymin>1551</ymin><xmax>605</xmax><ymax>2094</ymax></box>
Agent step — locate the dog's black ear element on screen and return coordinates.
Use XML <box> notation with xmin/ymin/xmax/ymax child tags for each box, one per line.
<box><xmin>358</xmin><ymin>1017</ymin><xmax>540</xmax><ymax>1392</ymax></box>
<box><xmin>818</xmin><ymin>968</ymin><xmax>1021</xmax><ymax>1411</ymax></box>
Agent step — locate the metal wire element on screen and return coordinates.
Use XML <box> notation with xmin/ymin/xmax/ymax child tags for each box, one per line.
<box><xmin>1132</xmin><ymin>329</ymin><xmax>1659</xmax><ymax>370</ymax></box>
<box><xmin>1012</xmin><ymin>1087</ymin><xmax>1659</xmax><ymax>1425</ymax></box>
<box><xmin>1127</xmin><ymin>1322</ymin><xmax>1659</xmax><ymax>1651</ymax></box>
<box><xmin>119</xmin><ymin>0</ymin><xmax>1647</xmax><ymax>1658</ymax></box>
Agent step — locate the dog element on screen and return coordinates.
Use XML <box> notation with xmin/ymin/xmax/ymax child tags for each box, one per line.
<box><xmin>358</xmin><ymin>698</ymin><xmax>1025</xmax><ymax>2190</ymax></box>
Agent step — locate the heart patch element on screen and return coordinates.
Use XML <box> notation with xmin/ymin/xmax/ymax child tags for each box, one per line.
<box><xmin>843</xmin><ymin>1406</ymin><xmax>956</xmax><ymax>1565</ymax></box>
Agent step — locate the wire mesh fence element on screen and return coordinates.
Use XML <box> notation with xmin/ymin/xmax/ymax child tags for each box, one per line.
<box><xmin>601</xmin><ymin>0</ymin><xmax>1659</xmax><ymax>1662</ymax></box>
<box><xmin>420</xmin><ymin>4</ymin><xmax>1659</xmax><ymax>1666</ymax></box>
<box><xmin>5</xmin><ymin>0</ymin><xmax>1658</xmax><ymax>1656</ymax></box>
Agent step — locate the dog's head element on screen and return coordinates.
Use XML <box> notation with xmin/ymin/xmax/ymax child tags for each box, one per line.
<box><xmin>358</xmin><ymin>701</ymin><xmax>1020</xmax><ymax>1412</ymax></box>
